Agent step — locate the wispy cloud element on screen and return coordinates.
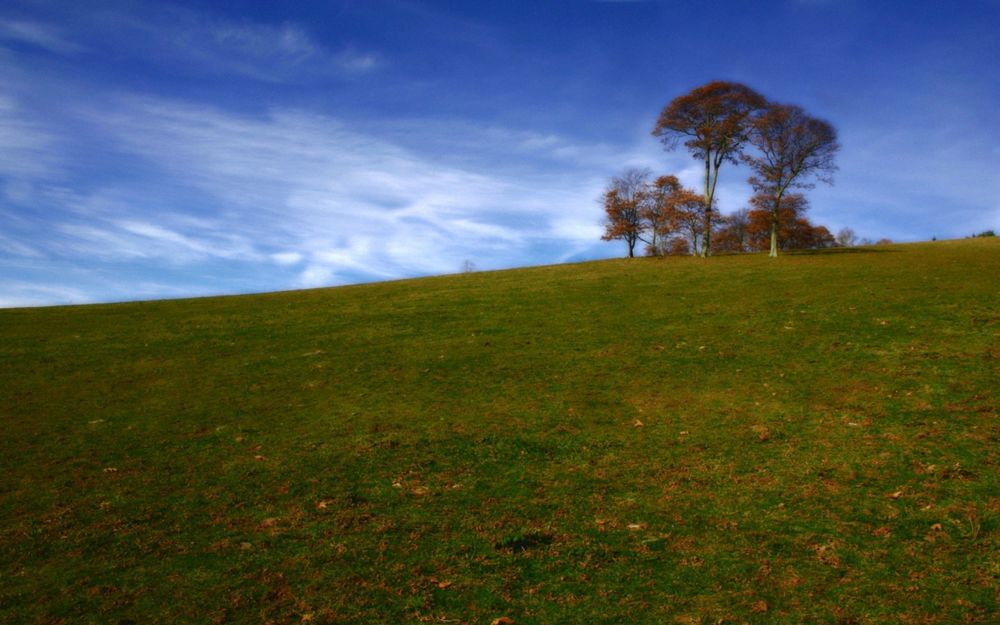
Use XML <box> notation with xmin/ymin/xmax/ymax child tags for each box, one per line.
<box><xmin>0</xmin><ymin>95</ymin><xmax>61</xmax><ymax>178</ymax></box>
<box><xmin>6</xmin><ymin>93</ymin><xmax>615</xmax><ymax>292</ymax></box>
<box><xmin>84</xmin><ymin>5</ymin><xmax>381</xmax><ymax>82</ymax></box>
<box><xmin>0</xmin><ymin>280</ymin><xmax>92</xmax><ymax>309</ymax></box>
<box><xmin>333</xmin><ymin>47</ymin><xmax>380</xmax><ymax>74</ymax></box>
<box><xmin>183</xmin><ymin>19</ymin><xmax>381</xmax><ymax>80</ymax></box>
<box><xmin>0</xmin><ymin>18</ymin><xmax>82</xmax><ymax>54</ymax></box>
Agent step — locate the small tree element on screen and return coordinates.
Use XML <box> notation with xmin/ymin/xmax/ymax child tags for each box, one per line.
<box><xmin>652</xmin><ymin>81</ymin><xmax>767</xmax><ymax>257</ymax></box>
<box><xmin>835</xmin><ymin>227</ymin><xmax>857</xmax><ymax>247</ymax></box>
<box><xmin>673</xmin><ymin>194</ymin><xmax>708</xmax><ymax>256</ymax></box>
<box><xmin>744</xmin><ymin>103</ymin><xmax>839</xmax><ymax>257</ymax></box>
<box><xmin>642</xmin><ymin>175</ymin><xmax>678</xmax><ymax>255</ymax></box>
<box><xmin>600</xmin><ymin>167</ymin><xmax>651</xmax><ymax>258</ymax></box>
<box><xmin>811</xmin><ymin>225</ymin><xmax>836</xmax><ymax>248</ymax></box>
<box><xmin>713</xmin><ymin>208</ymin><xmax>751</xmax><ymax>254</ymax></box>
<box><xmin>642</xmin><ymin>175</ymin><xmax>703</xmax><ymax>255</ymax></box>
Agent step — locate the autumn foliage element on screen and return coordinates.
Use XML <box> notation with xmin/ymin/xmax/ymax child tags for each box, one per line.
<box><xmin>600</xmin><ymin>168</ymin><xmax>650</xmax><ymax>258</ymax></box>
<box><xmin>652</xmin><ymin>81</ymin><xmax>767</xmax><ymax>256</ymax></box>
<box><xmin>743</xmin><ymin>103</ymin><xmax>839</xmax><ymax>256</ymax></box>
<box><xmin>744</xmin><ymin>194</ymin><xmax>834</xmax><ymax>252</ymax></box>
<box><xmin>604</xmin><ymin>81</ymin><xmax>846</xmax><ymax>258</ymax></box>
<box><xmin>601</xmin><ymin>170</ymin><xmax>706</xmax><ymax>257</ymax></box>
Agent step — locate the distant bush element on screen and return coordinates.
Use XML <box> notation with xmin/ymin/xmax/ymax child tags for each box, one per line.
<box><xmin>973</xmin><ymin>230</ymin><xmax>995</xmax><ymax>238</ymax></box>
<box><xmin>875</xmin><ymin>238</ymin><xmax>892</xmax><ymax>245</ymax></box>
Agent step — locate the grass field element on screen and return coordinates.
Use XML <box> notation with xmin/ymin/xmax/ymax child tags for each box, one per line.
<box><xmin>1</xmin><ymin>239</ymin><xmax>998</xmax><ymax>624</ymax></box>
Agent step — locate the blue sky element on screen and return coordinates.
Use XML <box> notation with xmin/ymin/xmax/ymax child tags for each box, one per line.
<box><xmin>1</xmin><ymin>0</ymin><xmax>998</xmax><ymax>307</ymax></box>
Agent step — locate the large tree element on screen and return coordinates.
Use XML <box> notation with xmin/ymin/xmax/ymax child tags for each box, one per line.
<box><xmin>744</xmin><ymin>103</ymin><xmax>839</xmax><ymax>257</ymax></box>
<box><xmin>652</xmin><ymin>81</ymin><xmax>767</xmax><ymax>257</ymax></box>
<box><xmin>600</xmin><ymin>167</ymin><xmax>651</xmax><ymax>258</ymax></box>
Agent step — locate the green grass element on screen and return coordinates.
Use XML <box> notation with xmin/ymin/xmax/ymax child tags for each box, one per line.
<box><xmin>1</xmin><ymin>239</ymin><xmax>998</xmax><ymax>624</ymax></box>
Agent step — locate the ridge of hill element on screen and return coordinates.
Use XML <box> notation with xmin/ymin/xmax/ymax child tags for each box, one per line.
<box><xmin>2</xmin><ymin>239</ymin><xmax>998</xmax><ymax>623</ymax></box>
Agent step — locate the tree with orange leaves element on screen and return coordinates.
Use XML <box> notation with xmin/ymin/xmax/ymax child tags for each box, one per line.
<box><xmin>746</xmin><ymin>193</ymin><xmax>834</xmax><ymax>251</ymax></box>
<box><xmin>744</xmin><ymin>103</ymin><xmax>839</xmax><ymax>257</ymax></box>
<box><xmin>601</xmin><ymin>167</ymin><xmax>651</xmax><ymax>258</ymax></box>
<box><xmin>640</xmin><ymin>175</ymin><xmax>674</xmax><ymax>255</ymax></box>
<box><xmin>713</xmin><ymin>208</ymin><xmax>751</xmax><ymax>254</ymax></box>
<box><xmin>601</xmin><ymin>169</ymin><xmax>704</xmax><ymax>257</ymax></box>
<box><xmin>652</xmin><ymin>81</ymin><xmax>767</xmax><ymax>257</ymax></box>
<box><xmin>643</xmin><ymin>174</ymin><xmax>703</xmax><ymax>256</ymax></box>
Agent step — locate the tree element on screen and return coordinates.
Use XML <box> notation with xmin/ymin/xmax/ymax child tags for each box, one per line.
<box><xmin>652</xmin><ymin>81</ymin><xmax>767</xmax><ymax>257</ymax></box>
<box><xmin>641</xmin><ymin>175</ymin><xmax>675</xmax><ymax>255</ymax></box>
<box><xmin>745</xmin><ymin>193</ymin><xmax>834</xmax><ymax>252</ymax></box>
<box><xmin>643</xmin><ymin>175</ymin><xmax>702</xmax><ymax>255</ymax></box>
<box><xmin>713</xmin><ymin>208</ymin><xmax>751</xmax><ymax>253</ymax></box>
<box><xmin>600</xmin><ymin>167</ymin><xmax>651</xmax><ymax>258</ymax></box>
<box><xmin>665</xmin><ymin>236</ymin><xmax>690</xmax><ymax>256</ymax></box>
<box><xmin>744</xmin><ymin>103</ymin><xmax>839</xmax><ymax>257</ymax></box>
<box><xmin>811</xmin><ymin>225</ymin><xmax>836</xmax><ymax>249</ymax></box>
<box><xmin>835</xmin><ymin>227</ymin><xmax>857</xmax><ymax>247</ymax></box>
<box><xmin>747</xmin><ymin>192</ymin><xmax>810</xmax><ymax>251</ymax></box>
<box><xmin>670</xmin><ymin>189</ymin><xmax>707</xmax><ymax>256</ymax></box>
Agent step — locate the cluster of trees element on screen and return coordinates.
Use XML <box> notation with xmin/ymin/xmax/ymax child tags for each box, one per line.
<box><xmin>602</xmin><ymin>169</ymin><xmax>838</xmax><ymax>256</ymax></box>
<box><xmin>603</xmin><ymin>81</ymin><xmax>841</xmax><ymax>258</ymax></box>
<box><xmin>714</xmin><ymin>198</ymin><xmax>836</xmax><ymax>253</ymax></box>
<box><xmin>832</xmin><ymin>227</ymin><xmax>892</xmax><ymax>247</ymax></box>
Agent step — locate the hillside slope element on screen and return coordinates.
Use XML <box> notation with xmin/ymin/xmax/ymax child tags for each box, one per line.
<box><xmin>2</xmin><ymin>239</ymin><xmax>998</xmax><ymax>624</ymax></box>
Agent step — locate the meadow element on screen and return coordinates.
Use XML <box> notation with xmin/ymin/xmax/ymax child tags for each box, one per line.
<box><xmin>1</xmin><ymin>239</ymin><xmax>997</xmax><ymax>624</ymax></box>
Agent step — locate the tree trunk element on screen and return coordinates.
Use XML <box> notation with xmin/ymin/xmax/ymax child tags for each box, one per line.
<box><xmin>702</xmin><ymin>154</ymin><xmax>712</xmax><ymax>257</ymax></box>
<box><xmin>702</xmin><ymin>207</ymin><xmax>712</xmax><ymax>257</ymax></box>
<box><xmin>769</xmin><ymin>191</ymin><xmax>783</xmax><ymax>258</ymax></box>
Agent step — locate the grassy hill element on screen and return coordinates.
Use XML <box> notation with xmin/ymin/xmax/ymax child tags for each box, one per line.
<box><xmin>1</xmin><ymin>239</ymin><xmax>998</xmax><ymax>624</ymax></box>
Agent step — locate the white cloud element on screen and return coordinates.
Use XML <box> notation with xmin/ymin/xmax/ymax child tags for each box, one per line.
<box><xmin>0</xmin><ymin>281</ymin><xmax>92</xmax><ymax>308</ymax></box>
<box><xmin>51</xmin><ymin>211</ymin><xmax>260</xmax><ymax>265</ymax></box>
<box><xmin>271</xmin><ymin>251</ymin><xmax>303</xmax><ymax>266</ymax></box>
<box><xmin>298</xmin><ymin>264</ymin><xmax>335</xmax><ymax>288</ymax></box>
<box><xmin>68</xmin><ymin>96</ymin><xmax>616</xmax><ymax>285</ymax></box>
<box><xmin>334</xmin><ymin>47</ymin><xmax>380</xmax><ymax>73</ymax></box>
<box><xmin>91</xmin><ymin>7</ymin><xmax>381</xmax><ymax>82</ymax></box>
<box><xmin>0</xmin><ymin>18</ymin><xmax>82</xmax><ymax>54</ymax></box>
<box><xmin>187</xmin><ymin>20</ymin><xmax>381</xmax><ymax>80</ymax></box>
<box><xmin>0</xmin><ymin>233</ymin><xmax>42</xmax><ymax>258</ymax></box>
<box><xmin>212</xmin><ymin>22</ymin><xmax>317</xmax><ymax>61</ymax></box>
<box><xmin>0</xmin><ymin>95</ymin><xmax>61</xmax><ymax>178</ymax></box>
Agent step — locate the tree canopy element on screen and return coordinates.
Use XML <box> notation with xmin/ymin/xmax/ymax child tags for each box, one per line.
<box><xmin>744</xmin><ymin>103</ymin><xmax>839</xmax><ymax>257</ymax></box>
<box><xmin>601</xmin><ymin>81</ymin><xmax>848</xmax><ymax>259</ymax></box>
<box><xmin>652</xmin><ymin>81</ymin><xmax>767</xmax><ymax>257</ymax></box>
